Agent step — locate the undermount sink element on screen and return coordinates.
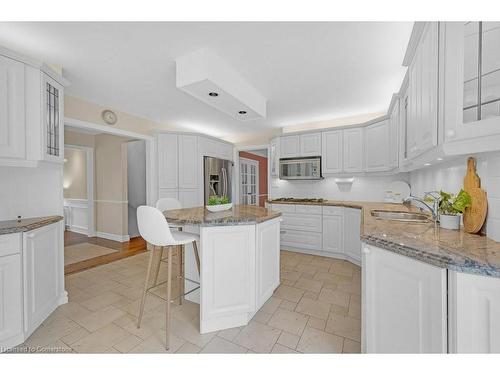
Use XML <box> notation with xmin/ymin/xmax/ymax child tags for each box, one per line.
<box><xmin>370</xmin><ymin>210</ymin><xmax>431</xmax><ymax>223</ymax></box>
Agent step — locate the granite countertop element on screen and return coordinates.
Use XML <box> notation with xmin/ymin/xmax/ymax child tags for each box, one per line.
<box><xmin>0</xmin><ymin>216</ymin><xmax>63</xmax><ymax>235</ymax></box>
<box><xmin>268</xmin><ymin>199</ymin><xmax>500</xmax><ymax>278</ymax></box>
<box><xmin>163</xmin><ymin>205</ymin><xmax>281</xmax><ymax>227</ymax></box>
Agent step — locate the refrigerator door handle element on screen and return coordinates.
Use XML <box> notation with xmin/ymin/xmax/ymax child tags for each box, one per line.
<box><xmin>222</xmin><ymin>167</ymin><xmax>227</xmax><ymax>197</ymax></box>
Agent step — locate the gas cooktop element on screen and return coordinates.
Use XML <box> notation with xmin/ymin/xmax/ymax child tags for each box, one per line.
<box><xmin>273</xmin><ymin>198</ymin><xmax>325</xmax><ymax>203</ymax></box>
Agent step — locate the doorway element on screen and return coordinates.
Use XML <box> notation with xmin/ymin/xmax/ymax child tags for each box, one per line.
<box><xmin>237</xmin><ymin>148</ymin><xmax>269</xmax><ymax>207</ymax></box>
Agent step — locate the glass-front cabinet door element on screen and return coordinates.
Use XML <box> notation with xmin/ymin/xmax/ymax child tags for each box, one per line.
<box><xmin>443</xmin><ymin>22</ymin><xmax>500</xmax><ymax>146</ymax></box>
<box><xmin>42</xmin><ymin>73</ymin><xmax>64</xmax><ymax>162</ymax></box>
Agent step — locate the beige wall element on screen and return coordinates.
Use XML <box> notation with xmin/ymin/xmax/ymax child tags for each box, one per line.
<box><xmin>63</xmin><ymin>147</ymin><xmax>87</xmax><ymax>199</ymax></box>
<box><xmin>65</xmin><ymin>128</ymin><xmax>95</xmax><ymax>148</ymax></box>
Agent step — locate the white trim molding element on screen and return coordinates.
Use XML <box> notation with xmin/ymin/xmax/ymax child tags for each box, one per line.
<box><xmin>96</xmin><ymin>231</ymin><xmax>130</xmax><ymax>243</ymax></box>
<box><xmin>63</xmin><ymin>198</ymin><xmax>89</xmax><ymax>236</ymax></box>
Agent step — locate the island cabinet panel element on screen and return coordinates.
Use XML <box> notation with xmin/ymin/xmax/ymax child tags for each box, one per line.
<box><xmin>256</xmin><ymin>218</ymin><xmax>280</xmax><ymax>309</ymax></box>
<box><xmin>448</xmin><ymin>271</ymin><xmax>500</xmax><ymax>353</ymax></box>
<box><xmin>0</xmin><ymin>252</ymin><xmax>23</xmax><ymax>347</ymax></box>
<box><xmin>362</xmin><ymin>243</ymin><xmax>447</xmax><ymax>353</ymax></box>
<box><xmin>200</xmin><ymin>225</ymin><xmax>256</xmax><ymax>333</ymax></box>
<box><xmin>23</xmin><ymin>222</ymin><xmax>66</xmax><ymax>337</ymax></box>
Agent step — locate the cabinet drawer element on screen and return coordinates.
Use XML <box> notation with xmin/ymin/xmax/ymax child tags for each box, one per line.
<box><xmin>281</xmin><ymin>213</ymin><xmax>322</xmax><ymax>233</ymax></box>
<box><xmin>295</xmin><ymin>205</ymin><xmax>322</xmax><ymax>214</ymax></box>
<box><xmin>281</xmin><ymin>229</ymin><xmax>322</xmax><ymax>250</ymax></box>
<box><xmin>322</xmin><ymin>206</ymin><xmax>343</xmax><ymax>216</ymax></box>
<box><xmin>270</xmin><ymin>204</ymin><xmax>296</xmax><ymax>213</ymax></box>
<box><xmin>0</xmin><ymin>233</ymin><xmax>22</xmax><ymax>257</ymax></box>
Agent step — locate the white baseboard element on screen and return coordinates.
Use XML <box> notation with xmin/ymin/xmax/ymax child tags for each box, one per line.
<box><xmin>280</xmin><ymin>246</ymin><xmax>361</xmax><ymax>267</ymax></box>
<box><xmin>96</xmin><ymin>231</ymin><xmax>130</xmax><ymax>243</ymax></box>
<box><xmin>66</xmin><ymin>225</ymin><xmax>88</xmax><ymax>236</ymax></box>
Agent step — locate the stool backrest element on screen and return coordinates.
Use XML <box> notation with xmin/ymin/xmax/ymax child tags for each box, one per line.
<box><xmin>156</xmin><ymin>198</ymin><xmax>181</xmax><ymax>212</ymax></box>
<box><xmin>137</xmin><ymin>205</ymin><xmax>176</xmax><ymax>246</ymax></box>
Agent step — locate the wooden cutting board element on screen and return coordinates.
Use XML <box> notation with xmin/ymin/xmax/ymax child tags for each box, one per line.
<box><xmin>463</xmin><ymin>157</ymin><xmax>488</xmax><ymax>233</ymax></box>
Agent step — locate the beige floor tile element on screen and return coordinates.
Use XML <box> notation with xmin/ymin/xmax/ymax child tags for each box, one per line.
<box><xmin>233</xmin><ymin>321</ymin><xmax>281</xmax><ymax>353</ymax></box>
<box><xmin>348</xmin><ymin>299</ymin><xmax>361</xmax><ymax>319</ymax></box>
<box><xmin>343</xmin><ymin>338</ymin><xmax>361</xmax><ymax>353</ymax></box>
<box><xmin>112</xmin><ymin>313</ymin><xmax>157</xmax><ymax>340</ymax></box>
<box><xmin>306</xmin><ymin>317</ymin><xmax>326</xmax><ymax>331</ymax></box>
<box><xmin>176</xmin><ymin>342</ymin><xmax>202</xmax><ymax>353</ymax></box>
<box><xmin>294</xmin><ymin>263</ymin><xmax>318</xmax><ymax>276</ymax></box>
<box><xmin>330</xmin><ymin>304</ymin><xmax>349</xmax><ymax>317</ymax></box>
<box><xmin>74</xmin><ymin>305</ymin><xmax>127</xmax><ymax>332</ymax></box>
<box><xmin>302</xmin><ymin>291</ymin><xmax>319</xmax><ymax>300</ymax></box>
<box><xmin>313</xmin><ymin>271</ymin><xmax>339</xmax><ymax>284</ymax></box>
<box><xmin>217</xmin><ymin>326</ymin><xmax>242</xmax><ymax>341</ymax></box>
<box><xmin>294</xmin><ymin>278</ymin><xmax>323</xmax><ymax>293</ymax></box>
<box><xmin>350</xmin><ymin>293</ymin><xmax>361</xmax><ymax>304</ymax></box>
<box><xmin>325</xmin><ymin>313</ymin><xmax>361</xmax><ymax>342</ymax></box>
<box><xmin>259</xmin><ymin>296</ymin><xmax>283</xmax><ymax>314</ymax></box>
<box><xmin>318</xmin><ymin>288</ymin><xmax>350</xmax><ymax>308</ymax></box>
<box><xmin>60</xmin><ymin>327</ymin><xmax>91</xmax><ymax>346</ymax></box>
<box><xmin>281</xmin><ymin>270</ymin><xmax>302</xmax><ymax>282</ymax></box>
<box><xmin>170</xmin><ymin>316</ymin><xmax>216</xmax><ymax>347</ymax></box>
<box><xmin>281</xmin><ymin>279</ymin><xmax>296</xmax><ymax>286</ymax></box>
<box><xmin>295</xmin><ymin>298</ymin><xmax>331</xmax><ymax>320</ymax></box>
<box><xmin>71</xmin><ymin>323</ymin><xmax>130</xmax><ymax>353</ymax></box>
<box><xmin>279</xmin><ymin>300</ymin><xmax>297</xmax><ymax>311</ymax></box>
<box><xmin>337</xmin><ymin>281</ymin><xmax>361</xmax><ymax>295</ymax></box>
<box><xmin>329</xmin><ymin>262</ymin><xmax>355</xmax><ymax>277</ymax></box>
<box><xmin>273</xmin><ymin>285</ymin><xmax>304</xmax><ymax>303</ymax></box>
<box><xmin>79</xmin><ymin>291</ymin><xmax>126</xmax><ymax>312</ymax></box>
<box><xmin>271</xmin><ymin>343</ymin><xmax>299</xmax><ymax>353</ymax></box>
<box><xmin>113</xmin><ymin>334</ymin><xmax>143</xmax><ymax>353</ymax></box>
<box><xmin>128</xmin><ymin>331</ymin><xmax>185</xmax><ymax>353</ymax></box>
<box><xmin>277</xmin><ymin>331</ymin><xmax>300</xmax><ymax>349</ymax></box>
<box><xmin>267</xmin><ymin>308</ymin><xmax>308</xmax><ymax>336</ymax></box>
<box><xmin>252</xmin><ymin>311</ymin><xmax>273</xmax><ymax>324</ymax></box>
<box><xmin>296</xmin><ymin>327</ymin><xmax>343</xmax><ymax>353</ymax></box>
<box><xmin>201</xmin><ymin>336</ymin><xmax>247</xmax><ymax>353</ymax></box>
<box><xmin>24</xmin><ymin>317</ymin><xmax>81</xmax><ymax>347</ymax></box>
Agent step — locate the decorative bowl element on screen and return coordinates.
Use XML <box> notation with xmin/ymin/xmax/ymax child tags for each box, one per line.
<box><xmin>206</xmin><ymin>203</ymin><xmax>233</xmax><ymax>212</ymax></box>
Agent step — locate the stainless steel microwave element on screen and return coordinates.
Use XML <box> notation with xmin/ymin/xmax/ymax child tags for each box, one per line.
<box><xmin>279</xmin><ymin>156</ymin><xmax>323</xmax><ymax>180</ymax></box>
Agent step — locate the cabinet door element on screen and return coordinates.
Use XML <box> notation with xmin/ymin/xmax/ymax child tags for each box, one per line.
<box><xmin>362</xmin><ymin>244</ymin><xmax>447</xmax><ymax>353</ymax></box>
<box><xmin>270</xmin><ymin>138</ymin><xmax>279</xmax><ymax>177</ymax></box>
<box><xmin>158</xmin><ymin>188</ymin><xmax>178</xmax><ymax>200</ymax></box>
<box><xmin>343</xmin><ymin>208</ymin><xmax>361</xmax><ymax>262</ymax></box>
<box><xmin>157</xmin><ymin>133</ymin><xmax>178</xmax><ymax>189</ymax></box>
<box><xmin>0</xmin><ymin>253</ymin><xmax>23</xmax><ymax>344</ymax></box>
<box><xmin>322</xmin><ymin>215</ymin><xmax>343</xmax><ymax>253</ymax></box>
<box><xmin>23</xmin><ymin>223</ymin><xmax>63</xmax><ymax>336</ymax></box>
<box><xmin>300</xmin><ymin>132</ymin><xmax>321</xmax><ymax>156</ymax></box>
<box><xmin>280</xmin><ymin>135</ymin><xmax>300</xmax><ymax>158</ymax></box>
<box><xmin>321</xmin><ymin>130</ymin><xmax>343</xmax><ymax>174</ymax></box>
<box><xmin>42</xmin><ymin>74</ymin><xmax>64</xmax><ymax>163</ymax></box>
<box><xmin>178</xmin><ymin>135</ymin><xmax>198</xmax><ymax>189</ymax></box>
<box><xmin>364</xmin><ymin>120</ymin><xmax>390</xmax><ymax>172</ymax></box>
<box><xmin>0</xmin><ymin>55</ymin><xmax>25</xmax><ymax>159</ymax></box>
<box><xmin>178</xmin><ymin>189</ymin><xmax>200</xmax><ymax>208</ymax></box>
<box><xmin>389</xmin><ymin>101</ymin><xmax>399</xmax><ymax>168</ymax></box>
<box><xmin>256</xmin><ymin>218</ymin><xmax>280</xmax><ymax>309</ymax></box>
<box><xmin>281</xmin><ymin>229</ymin><xmax>322</xmax><ymax>251</ymax></box>
<box><xmin>281</xmin><ymin>213</ymin><xmax>322</xmax><ymax>233</ymax></box>
<box><xmin>449</xmin><ymin>271</ymin><xmax>500</xmax><ymax>353</ymax></box>
<box><xmin>343</xmin><ymin>128</ymin><xmax>364</xmax><ymax>173</ymax></box>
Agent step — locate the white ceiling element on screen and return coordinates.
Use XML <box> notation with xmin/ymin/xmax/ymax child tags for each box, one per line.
<box><xmin>0</xmin><ymin>22</ymin><xmax>413</xmax><ymax>142</ymax></box>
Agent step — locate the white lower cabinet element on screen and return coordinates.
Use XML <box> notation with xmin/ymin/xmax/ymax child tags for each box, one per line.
<box><xmin>448</xmin><ymin>271</ymin><xmax>500</xmax><ymax>353</ymax></box>
<box><xmin>343</xmin><ymin>208</ymin><xmax>361</xmax><ymax>262</ymax></box>
<box><xmin>256</xmin><ymin>218</ymin><xmax>280</xmax><ymax>308</ymax></box>
<box><xmin>0</xmin><ymin>251</ymin><xmax>23</xmax><ymax>348</ymax></box>
<box><xmin>362</xmin><ymin>243</ymin><xmax>447</xmax><ymax>353</ymax></box>
<box><xmin>322</xmin><ymin>214</ymin><xmax>343</xmax><ymax>254</ymax></box>
<box><xmin>281</xmin><ymin>229</ymin><xmax>322</xmax><ymax>250</ymax></box>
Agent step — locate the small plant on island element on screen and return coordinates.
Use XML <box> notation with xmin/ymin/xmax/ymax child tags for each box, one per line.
<box><xmin>207</xmin><ymin>195</ymin><xmax>230</xmax><ymax>206</ymax></box>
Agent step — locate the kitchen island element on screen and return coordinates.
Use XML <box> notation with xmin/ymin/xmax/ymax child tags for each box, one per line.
<box><xmin>163</xmin><ymin>205</ymin><xmax>282</xmax><ymax>333</ymax></box>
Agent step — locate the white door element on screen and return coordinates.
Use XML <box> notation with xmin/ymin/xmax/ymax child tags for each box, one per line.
<box><xmin>362</xmin><ymin>244</ymin><xmax>447</xmax><ymax>353</ymax></box>
<box><xmin>0</xmin><ymin>253</ymin><xmax>23</xmax><ymax>344</ymax></box>
<box><xmin>240</xmin><ymin>158</ymin><xmax>259</xmax><ymax>206</ymax></box>
<box><xmin>343</xmin><ymin>128</ymin><xmax>364</xmax><ymax>173</ymax></box>
<box><xmin>343</xmin><ymin>208</ymin><xmax>361</xmax><ymax>262</ymax></box>
<box><xmin>300</xmin><ymin>133</ymin><xmax>321</xmax><ymax>156</ymax></box>
<box><xmin>364</xmin><ymin>120</ymin><xmax>390</xmax><ymax>172</ymax></box>
<box><xmin>280</xmin><ymin>135</ymin><xmax>300</xmax><ymax>158</ymax></box>
<box><xmin>0</xmin><ymin>55</ymin><xmax>25</xmax><ymax>159</ymax></box>
<box><xmin>322</xmin><ymin>215</ymin><xmax>343</xmax><ymax>253</ymax></box>
<box><xmin>321</xmin><ymin>130</ymin><xmax>343</xmax><ymax>174</ymax></box>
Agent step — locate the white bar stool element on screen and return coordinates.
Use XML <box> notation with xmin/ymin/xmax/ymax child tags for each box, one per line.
<box><xmin>136</xmin><ymin>205</ymin><xmax>200</xmax><ymax>350</ymax></box>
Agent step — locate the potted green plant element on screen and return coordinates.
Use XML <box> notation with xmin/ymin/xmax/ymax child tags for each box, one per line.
<box><xmin>206</xmin><ymin>195</ymin><xmax>233</xmax><ymax>212</ymax></box>
<box><xmin>436</xmin><ymin>190</ymin><xmax>472</xmax><ymax>230</ymax></box>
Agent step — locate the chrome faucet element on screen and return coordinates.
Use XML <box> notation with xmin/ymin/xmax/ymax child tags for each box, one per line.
<box><xmin>403</xmin><ymin>192</ymin><xmax>440</xmax><ymax>221</ymax></box>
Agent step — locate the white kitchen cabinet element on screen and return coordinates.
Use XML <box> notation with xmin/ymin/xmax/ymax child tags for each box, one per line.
<box><xmin>280</xmin><ymin>135</ymin><xmax>300</xmax><ymax>158</ymax></box>
<box><xmin>281</xmin><ymin>213</ymin><xmax>322</xmax><ymax>233</ymax></box>
<box><xmin>364</xmin><ymin>120</ymin><xmax>390</xmax><ymax>172</ymax></box>
<box><xmin>270</xmin><ymin>137</ymin><xmax>279</xmax><ymax>177</ymax></box>
<box><xmin>281</xmin><ymin>229</ymin><xmax>322</xmax><ymax>251</ymax></box>
<box><xmin>322</xmin><ymin>214</ymin><xmax>343</xmax><ymax>254</ymax></box>
<box><xmin>388</xmin><ymin>99</ymin><xmax>399</xmax><ymax>168</ymax></box>
<box><xmin>321</xmin><ymin>130</ymin><xmax>343</xmax><ymax>174</ymax></box>
<box><xmin>158</xmin><ymin>188</ymin><xmax>179</xmax><ymax>200</ymax></box>
<box><xmin>255</xmin><ymin>217</ymin><xmax>280</xmax><ymax>309</ymax></box>
<box><xmin>406</xmin><ymin>22</ymin><xmax>439</xmax><ymax>158</ymax></box>
<box><xmin>178</xmin><ymin>188</ymin><xmax>200</xmax><ymax>208</ymax></box>
<box><xmin>199</xmin><ymin>136</ymin><xmax>233</xmax><ymax>161</ymax></box>
<box><xmin>448</xmin><ymin>270</ymin><xmax>500</xmax><ymax>353</ymax></box>
<box><xmin>343</xmin><ymin>128</ymin><xmax>364</xmax><ymax>173</ymax></box>
<box><xmin>299</xmin><ymin>132</ymin><xmax>321</xmax><ymax>156</ymax></box>
<box><xmin>157</xmin><ymin>133</ymin><xmax>178</xmax><ymax>189</ymax></box>
<box><xmin>362</xmin><ymin>243</ymin><xmax>447</xmax><ymax>353</ymax></box>
<box><xmin>23</xmin><ymin>222</ymin><xmax>65</xmax><ymax>337</ymax></box>
<box><xmin>343</xmin><ymin>208</ymin><xmax>361</xmax><ymax>262</ymax></box>
<box><xmin>0</xmin><ymin>55</ymin><xmax>25</xmax><ymax>160</ymax></box>
<box><xmin>178</xmin><ymin>135</ymin><xmax>198</xmax><ymax>189</ymax></box>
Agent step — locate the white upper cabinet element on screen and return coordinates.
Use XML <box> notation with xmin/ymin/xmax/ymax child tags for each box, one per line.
<box><xmin>321</xmin><ymin>130</ymin><xmax>343</xmax><ymax>174</ymax></box>
<box><xmin>343</xmin><ymin>128</ymin><xmax>364</xmax><ymax>173</ymax></box>
<box><xmin>406</xmin><ymin>22</ymin><xmax>439</xmax><ymax>158</ymax></box>
<box><xmin>178</xmin><ymin>135</ymin><xmax>198</xmax><ymax>189</ymax></box>
<box><xmin>299</xmin><ymin>132</ymin><xmax>321</xmax><ymax>156</ymax></box>
<box><xmin>389</xmin><ymin>100</ymin><xmax>399</xmax><ymax>168</ymax></box>
<box><xmin>39</xmin><ymin>73</ymin><xmax>64</xmax><ymax>163</ymax></box>
<box><xmin>199</xmin><ymin>136</ymin><xmax>233</xmax><ymax>161</ymax></box>
<box><xmin>364</xmin><ymin>120</ymin><xmax>390</xmax><ymax>172</ymax></box>
<box><xmin>0</xmin><ymin>55</ymin><xmax>25</xmax><ymax>159</ymax></box>
<box><xmin>280</xmin><ymin>135</ymin><xmax>300</xmax><ymax>158</ymax></box>
<box><xmin>270</xmin><ymin>137</ymin><xmax>279</xmax><ymax>177</ymax></box>
<box><xmin>157</xmin><ymin>133</ymin><xmax>179</xmax><ymax>189</ymax></box>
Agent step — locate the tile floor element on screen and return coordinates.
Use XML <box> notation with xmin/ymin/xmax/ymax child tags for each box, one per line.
<box><xmin>16</xmin><ymin>249</ymin><xmax>361</xmax><ymax>354</ymax></box>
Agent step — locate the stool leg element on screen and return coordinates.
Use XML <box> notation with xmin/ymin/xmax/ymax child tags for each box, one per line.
<box><xmin>165</xmin><ymin>246</ymin><xmax>173</xmax><ymax>350</ymax></box>
<box><xmin>179</xmin><ymin>245</ymin><xmax>184</xmax><ymax>305</ymax></box>
<box><xmin>193</xmin><ymin>240</ymin><xmax>201</xmax><ymax>275</ymax></box>
<box><xmin>138</xmin><ymin>245</ymin><xmax>158</xmax><ymax>328</ymax></box>
<box><xmin>152</xmin><ymin>246</ymin><xmax>164</xmax><ymax>287</ymax></box>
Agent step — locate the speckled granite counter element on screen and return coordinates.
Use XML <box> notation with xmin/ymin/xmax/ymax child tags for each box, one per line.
<box><xmin>163</xmin><ymin>205</ymin><xmax>281</xmax><ymax>227</ymax></box>
<box><xmin>0</xmin><ymin>216</ymin><xmax>63</xmax><ymax>235</ymax></box>
<box><xmin>268</xmin><ymin>199</ymin><xmax>500</xmax><ymax>278</ymax></box>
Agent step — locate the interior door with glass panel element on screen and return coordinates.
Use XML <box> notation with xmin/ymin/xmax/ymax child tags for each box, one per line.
<box><xmin>239</xmin><ymin>158</ymin><xmax>259</xmax><ymax>206</ymax></box>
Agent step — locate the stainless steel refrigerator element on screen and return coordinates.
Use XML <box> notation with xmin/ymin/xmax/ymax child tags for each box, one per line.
<box><xmin>203</xmin><ymin>156</ymin><xmax>234</xmax><ymax>204</ymax></box>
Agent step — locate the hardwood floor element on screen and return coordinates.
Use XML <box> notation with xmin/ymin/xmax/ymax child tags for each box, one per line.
<box><xmin>64</xmin><ymin>231</ymin><xmax>147</xmax><ymax>275</ymax></box>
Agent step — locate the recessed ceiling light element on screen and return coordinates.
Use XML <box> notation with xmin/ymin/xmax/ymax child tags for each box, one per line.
<box><xmin>424</xmin><ymin>163</ymin><xmax>431</xmax><ymax>166</ymax></box>
<box><xmin>436</xmin><ymin>157</ymin><xmax>443</xmax><ymax>161</ymax></box>
<box><xmin>208</xmin><ymin>92</ymin><xmax>218</xmax><ymax>97</ymax></box>
<box><xmin>238</xmin><ymin>110</ymin><xmax>247</xmax><ymax>115</ymax></box>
